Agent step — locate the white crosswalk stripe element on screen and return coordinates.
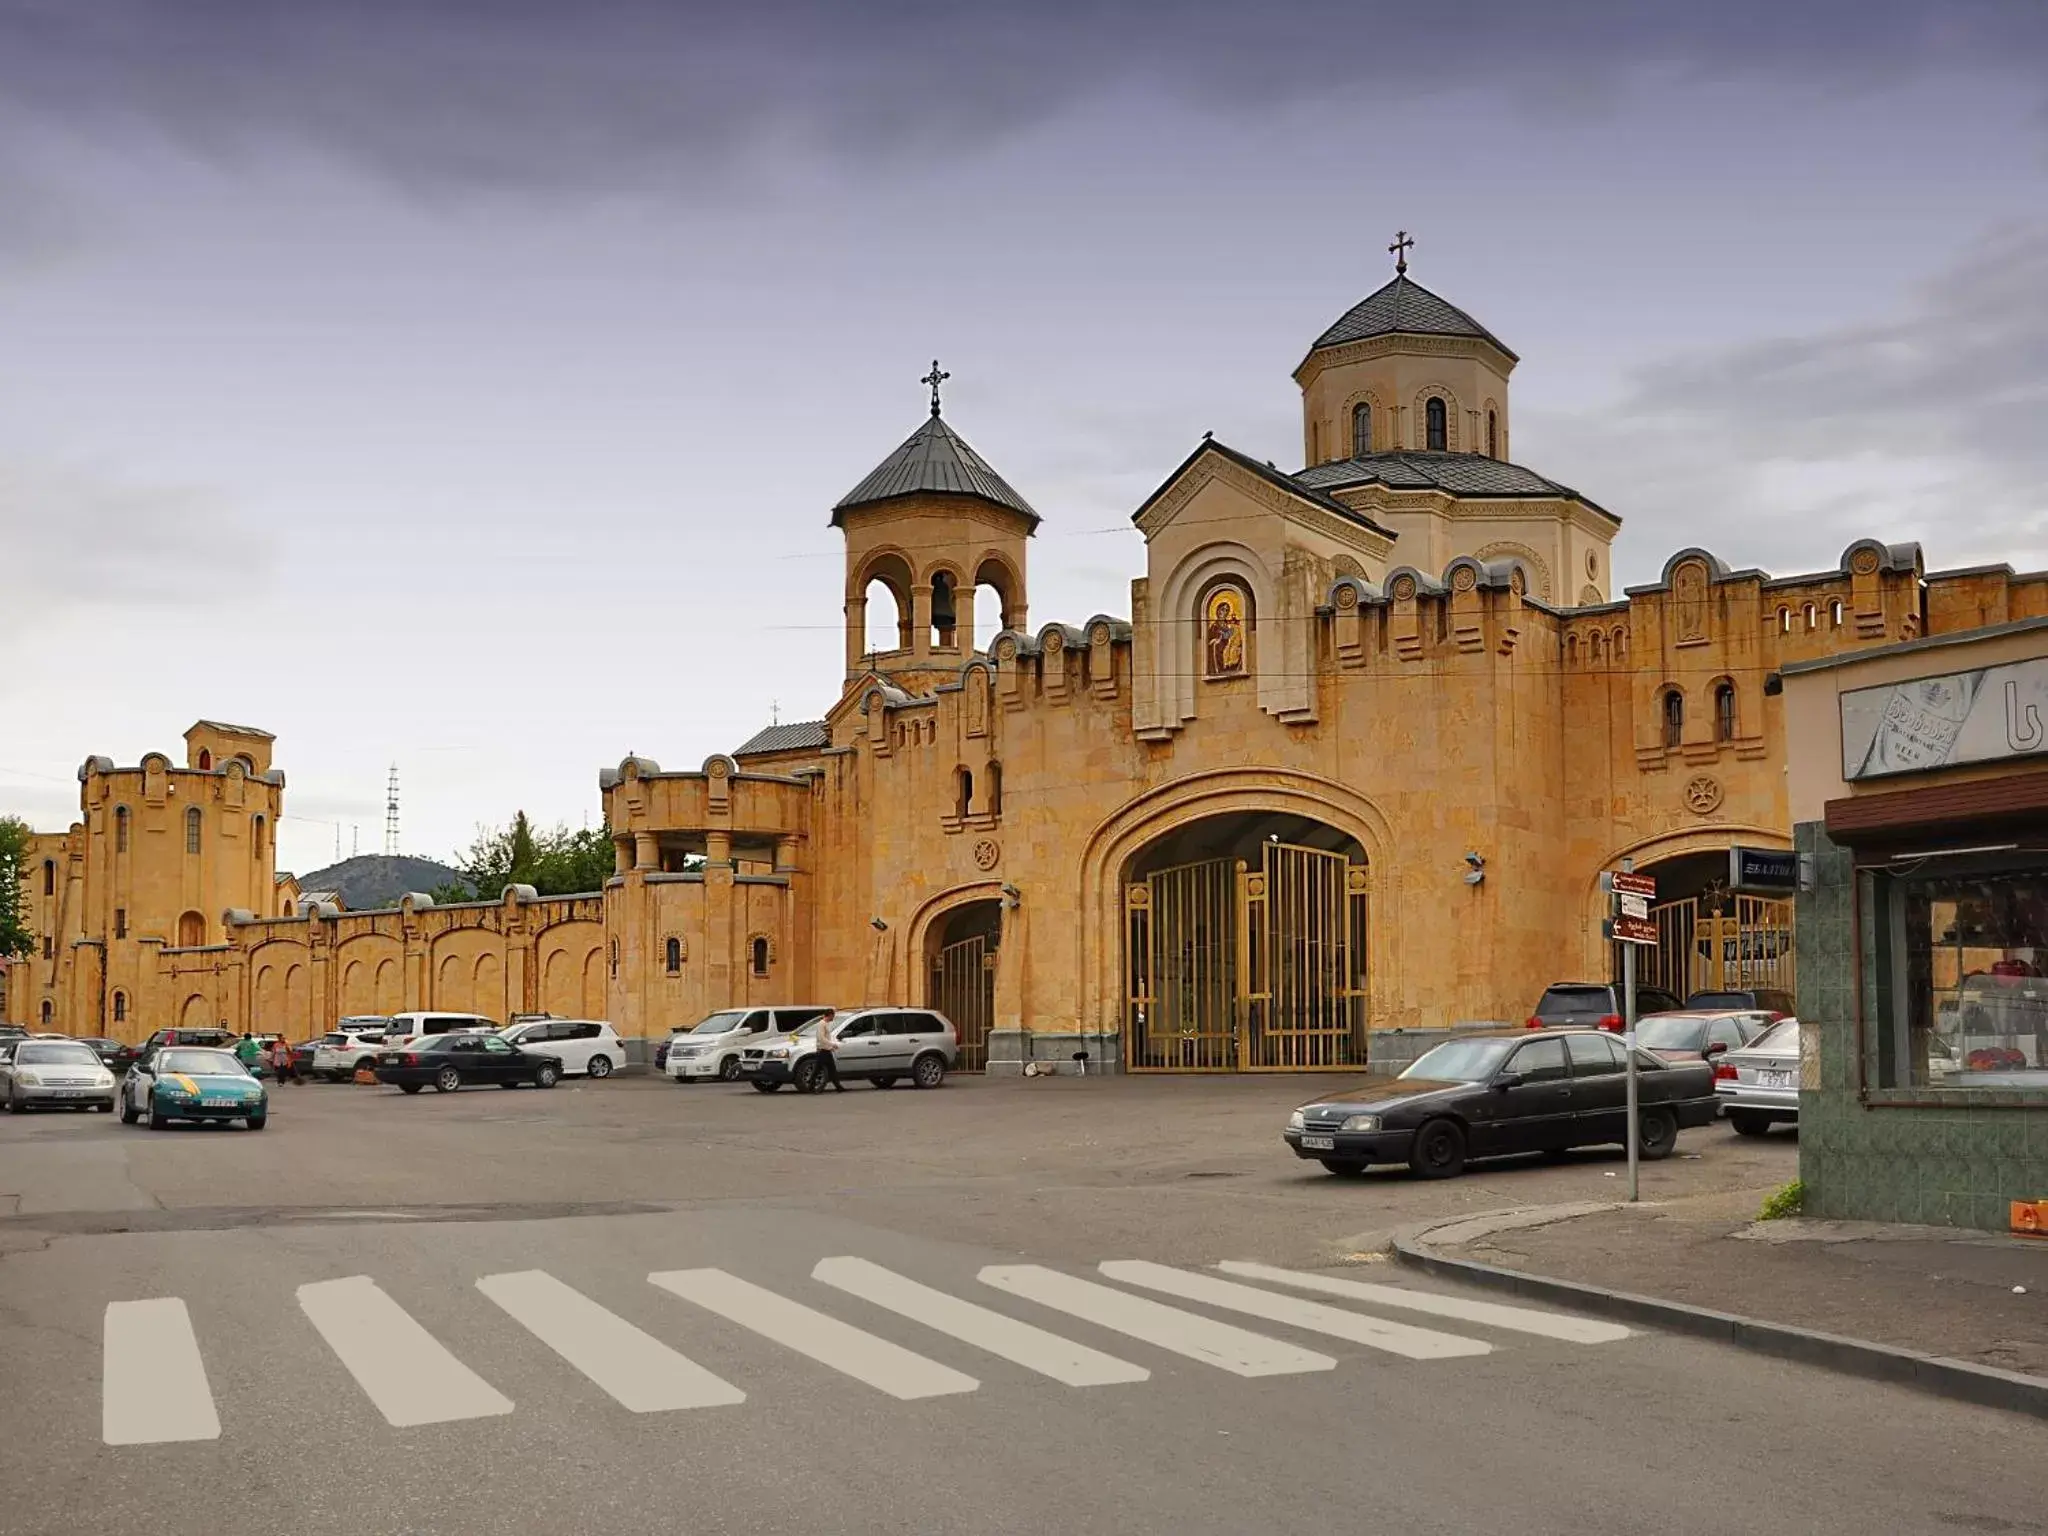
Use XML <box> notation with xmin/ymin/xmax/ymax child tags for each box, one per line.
<box><xmin>102</xmin><ymin>1298</ymin><xmax>221</xmax><ymax>1446</ymax></box>
<box><xmin>1097</xmin><ymin>1262</ymin><xmax>1492</xmax><ymax>1360</ymax></box>
<box><xmin>978</xmin><ymin>1264</ymin><xmax>1337</xmax><ymax>1377</ymax></box>
<box><xmin>1214</xmin><ymin>1262</ymin><xmax>1633</xmax><ymax>1343</ymax></box>
<box><xmin>813</xmin><ymin>1256</ymin><xmax>1150</xmax><ymax>1387</ymax></box>
<box><xmin>478</xmin><ymin>1270</ymin><xmax>746</xmax><ymax>1412</ymax></box>
<box><xmin>650</xmin><ymin>1267</ymin><xmax>979</xmax><ymax>1400</ymax></box>
<box><xmin>298</xmin><ymin>1275</ymin><xmax>515</xmax><ymax>1426</ymax></box>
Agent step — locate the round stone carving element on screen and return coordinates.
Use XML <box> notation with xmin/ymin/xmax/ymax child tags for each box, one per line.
<box><xmin>1684</xmin><ymin>774</ymin><xmax>1725</xmax><ymax>815</ymax></box>
<box><xmin>1044</xmin><ymin>630</ymin><xmax>1063</xmax><ymax>654</ymax></box>
<box><xmin>1850</xmin><ymin>546</ymin><xmax>1881</xmax><ymax>576</ymax></box>
<box><xmin>1335</xmin><ymin>583</ymin><xmax>1359</xmax><ymax>610</ymax></box>
<box><xmin>707</xmin><ymin>757</ymin><xmax>729</xmax><ymax>778</ymax></box>
<box><xmin>994</xmin><ymin>639</ymin><xmax>1015</xmax><ymax>663</ymax></box>
<box><xmin>972</xmin><ymin>838</ymin><xmax>1000</xmax><ymax>871</ymax></box>
<box><xmin>1579</xmin><ymin>584</ymin><xmax>1602</xmax><ymax>606</ymax></box>
<box><xmin>1391</xmin><ymin>574</ymin><xmax>1417</xmax><ymax>602</ymax></box>
<box><xmin>1450</xmin><ymin>564</ymin><xmax>1478</xmax><ymax>593</ymax></box>
<box><xmin>1091</xmin><ymin>624</ymin><xmax>1111</xmax><ymax>646</ymax></box>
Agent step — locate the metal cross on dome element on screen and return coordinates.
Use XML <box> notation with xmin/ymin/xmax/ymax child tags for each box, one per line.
<box><xmin>922</xmin><ymin>360</ymin><xmax>950</xmax><ymax>418</ymax></box>
<box><xmin>1389</xmin><ymin>230</ymin><xmax>1414</xmax><ymax>275</ymax></box>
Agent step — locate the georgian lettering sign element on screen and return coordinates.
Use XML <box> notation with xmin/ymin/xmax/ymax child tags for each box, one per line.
<box><xmin>1841</xmin><ymin>654</ymin><xmax>2048</xmax><ymax>781</ymax></box>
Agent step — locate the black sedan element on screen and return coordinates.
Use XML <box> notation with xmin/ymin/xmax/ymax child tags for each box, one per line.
<box><xmin>1283</xmin><ymin>1028</ymin><xmax>1719</xmax><ymax>1179</ymax></box>
<box><xmin>373</xmin><ymin>1033</ymin><xmax>562</xmax><ymax>1094</ymax></box>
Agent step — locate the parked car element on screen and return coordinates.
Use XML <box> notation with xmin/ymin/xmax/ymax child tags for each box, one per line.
<box><xmin>1632</xmin><ymin>1010</ymin><xmax>1773</xmax><ymax>1063</ymax></box>
<box><xmin>1282</xmin><ymin>1028</ymin><xmax>1719</xmax><ymax>1178</ymax></box>
<box><xmin>497</xmin><ymin>1018</ymin><xmax>626</xmax><ymax>1078</ymax></box>
<box><xmin>310</xmin><ymin>1024</ymin><xmax>392</xmax><ymax>1081</ymax></box>
<box><xmin>1526</xmin><ymin>981</ymin><xmax>1684</xmax><ymax>1031</ymax></box>
<box><xmin>666</xmin><ymin>1006</ymin><xmax>834</xmax><ymax>1083</ymax></box>
<box><xmin>72</xmin><ymin>1036</ymin><xmax>125</xmax><ymax>1070</ymax></box>
<box><xmin>119</xmin><ymin>1046</ymin><xmax>268</xmax><ymax>1130</ymax></box>
<box><xmin>108</xmin><ymin>1027</ymin><xmax>236</xmax><ymax>1077</ymax></box>
<box><xmin>373</xmin><ymin>1033</ymin><xmax>562</xmax><ymax>1094</ymax></box>
<box><xmin>0</xmin><ymin>1038</ymin><xmax>118</xmax><ymax>1112</ymax></box>
<box><xmin>1714</xmin><ymin>1016</ymin><xmax>1801</xmax><ymax>1136</ymax></box>
<box><xmin>0</xmin><ymin>1024</ymin><xmax>26</xmax><ymax>1040</ymax></box>
<box><xmin>380</xmin><ymin>1011</ymin><xmax>501</xmax><ymax>1046</ymax></box>
<box><xmin>739</xmin><ymin>1009</ymin><xmax>957</xmax><ymax>1093</ymax></box>
<box><xmin>1685</xmin><ymin>988</ymin><xmax>1794</xmax><ymax>1019</ymax></box>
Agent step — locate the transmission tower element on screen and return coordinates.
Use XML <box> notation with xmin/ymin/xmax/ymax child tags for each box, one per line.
<box><xmin>384</xmin><ymin>764</ymin><xmax>401</xmax><ymax>856</ymax></box>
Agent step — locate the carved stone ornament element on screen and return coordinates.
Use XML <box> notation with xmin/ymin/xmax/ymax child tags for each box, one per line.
<box><xmin>1586</xmin><ymin>551</ymin><xmax>1599</xmax><ymax>579</ymax></box>
<box><xmin>994</xmin><ymin>638</ymin><xmax>1016</xmax><ymax>663</ymax></box>
<box><xmin>1850</xmin><ymin>546</ymin><xmax>1881</xmax><ymax>576</ymax></box>
<box><xmin>972</xmin><ymin>838</ymin><xmax>1001</xmax><ymax>871</ymax></box>
<box><xmin>1335</xmin><ymin>583</ymin><xmax>1359</xmax><ymax>611</ymax></box>
<box><xmin>1090</xmin><ymin>623</ymin><xmax>1112</xmax><ymax>646</ymax></box>
<box><xmin>1044</xmin><ymin>629</ymin><xmax>1064</xmax><ymax>655</ymax></box>
<box><xmin>1683</xmin><ymin>774</ymin><xmax>1725</xmax><ymax>815</ymax></box>
<box><xmin>1673</xmin><ymin>560</ymin><xmax>1709</xmax><ymax>642</ymax></box>
<box><xmin>1391</xmin><ymin>574</ymin><xmax>1418</xmax><ymax>602</ymax></box>
<box><xmin>1580</xmin><ymin>584</ymin><xmax>1602</xmax><ymax>606</ymax></box>
<box><xmin>1450</xmin><ymin>564</ymin><xmax>1478</xmax><ymax>593</ymax></box>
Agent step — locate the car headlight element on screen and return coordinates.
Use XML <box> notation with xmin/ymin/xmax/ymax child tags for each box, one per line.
<box><xmin>14</xmin><ymin>1071</ymin><xmax>41</xmax><ymax>1087</ymax></box>
<box><xmin>1287</xmin><ymin>1109</ymin><xmax>1306</xmax><ymax>1130</ymax></box>
<box><xmin>1340</xmin><ymin>1114</ymin><xmax>1381</xmax><ymax>1132</ymax></box>
<box><xmin>93</xmin><ymin>1070</ymin><xmax>114</xmax><ymax>1088</ymax></box>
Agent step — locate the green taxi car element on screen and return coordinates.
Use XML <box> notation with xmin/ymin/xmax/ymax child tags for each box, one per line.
<box><xmin>120</xmin><ymin>1047</ymin><xmax>269</xmax><ymax>1131</ymax></box>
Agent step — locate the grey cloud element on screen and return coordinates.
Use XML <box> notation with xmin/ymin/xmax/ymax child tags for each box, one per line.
<box><xmin>1529</xmin><ymin>223</ymin><xmax>2048</xmax><ymax>580</ymax></box>
<box><xmin>1</xmin><ymin>1</ymin><xmax>2042</xmax><ymax>191</ymax></box>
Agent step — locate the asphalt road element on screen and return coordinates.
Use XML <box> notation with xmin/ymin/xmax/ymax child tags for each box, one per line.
<box><xmin>0</xmin><ymin>1074</ymin><xmax>2036</xmax><ymax>1536</ymax></box>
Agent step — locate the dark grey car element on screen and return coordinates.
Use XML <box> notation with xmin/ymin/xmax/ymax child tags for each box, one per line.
<box><xmin>1527</xmin><ymin>982</ymin><xmax>1684</xmax><ymax>1032</ymax></box>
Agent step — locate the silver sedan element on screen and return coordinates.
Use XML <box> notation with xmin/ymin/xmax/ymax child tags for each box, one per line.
<box><xmin>0</xmin><ymin>1039</ymin><xmax>119</xmax><ymax>1113</ymax></box>
<box><xmin>1714</xmin><ymin>1016</ymin><xmax>1800</xmax><ymax>1136</ymax></box>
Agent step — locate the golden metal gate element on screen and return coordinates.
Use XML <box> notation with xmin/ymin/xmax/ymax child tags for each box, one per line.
<box><xmin>931</xmin><ymin>934</ymin><xmax>995</xmax><ymax>1071</ymax></box>
<box><xmin>1634</xmin><ymin>895</ymin><xmax>1796</xmax><ymax>999</ymax></box>
<box><xmin>1124</xmin><ymin>842</ymin><xmax>1367</xmax><ymax>1071</ymax></box>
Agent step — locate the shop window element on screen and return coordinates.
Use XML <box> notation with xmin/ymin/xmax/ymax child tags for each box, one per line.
<box><xmin>1871</xmin><ymin>856</ymin><xmax>2048</xmax><ymax>1092</ymax></box>
<box><xmin>113</xmin><ymin>991</ymin><xmax>127</xmax><ymax>1023</ymax></box>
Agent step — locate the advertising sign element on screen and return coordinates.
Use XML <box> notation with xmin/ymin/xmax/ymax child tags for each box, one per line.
<box><xmin>1841</xmin><ymin>654</ymin><xmax>2048</xmax><ymax>781</ymax></box>
<box><xmin>1729</xmin><ymin>845</ymin><xmax>1799</xmax><ymax>893</ymax></box>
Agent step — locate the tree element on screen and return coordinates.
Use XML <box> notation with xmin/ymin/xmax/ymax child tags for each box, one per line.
<box><xmin>434</xmin><ymin>812</ymin><xmax>617</xmax><ymax>902</ymax></box>
<box><xmin>0</xmin><ymin>815</ymin><xmax>33</xmax><ymax>960</ymax></box>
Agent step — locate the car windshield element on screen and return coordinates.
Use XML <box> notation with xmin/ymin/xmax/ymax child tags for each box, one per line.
<box><xmin>691</xmin><ymin>1011</ymin><xmax>751</xmax><ymax>1035</ymax></box>
<box><xmin>158</xmin><ymin>1049</ymin><xmax>247</xmax><ymax>1077</ymax></box>
<box><xmin>1635</xmin><ymin>1016</ymin><xmax>1711</xmax><ymax>1050</ymax></box>
<box><xmin>1536</xmin><ymin>986</ymin><xmax>1608</xmax><ymax>1012</ymax></box>
<box><xmin>1401</xmin><ymin>1037</ymin><xmax>1515</xmax><ymax>1082</ymax></box>
<box><xmin>16</xmin><ymin>1042</ymin><xmax>101</xmax><ymax>1067</ymax></box>
<box><xmin>1749</xmin><ymin>1020</ymin><xmax>1800</xmax><ymax>1054</ymax></box>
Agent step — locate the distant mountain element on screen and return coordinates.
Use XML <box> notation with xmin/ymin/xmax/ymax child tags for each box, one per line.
<box><xmin>293</xmin><ymin>854</ymin><xmax>462</xmax><ymax>911</ymax></box>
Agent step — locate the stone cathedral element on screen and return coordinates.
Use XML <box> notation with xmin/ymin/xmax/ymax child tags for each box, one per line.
<box><xmin>15</xmin><ymin>255</ymin><xmax>2043</xmax><ymax>1072</ymax></box>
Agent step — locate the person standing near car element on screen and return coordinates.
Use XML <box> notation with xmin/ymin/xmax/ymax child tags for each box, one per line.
<box><xmin>813</xmin><ymin>1015</ymin><xmax>846</xmax><ymax>1093</ymax></box>
<box><xmin>234</xmin><ymin>1032</ymin><xmax>261</xmax><ymax>1071</ymax></box>
<box><xmin>267</xmin><ymin>1035</ymin><xmax>294</xmax><ymax>1086</ymax></box>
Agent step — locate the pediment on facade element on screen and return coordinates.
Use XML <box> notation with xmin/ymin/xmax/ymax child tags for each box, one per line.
<box><xmin>1132</xmin><ymin>439</ymin><xmax>1395</xmax><ymax>561</ymax></box>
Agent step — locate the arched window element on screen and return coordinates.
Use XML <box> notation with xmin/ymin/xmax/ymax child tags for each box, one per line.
<box><xmin>954</xmin><ymin>766</ymin><xmax>974</xmax><ymax>819</ymax></box>
<box><xmin>930</xmin><ymin>571</ymin><xmax>959</xmax><ymax>649</ymax></box>
<box><xmin>252</xmin><ymin>814</ymin><xmax>265</xmax><ymax>859</ymax></box>
<box><xmin>112</xmin><ymin>991</ymin><xmax>127</xmax><ymax>1024</ymax></box>
<box><xmin>115</xmin><ymin>806</ymin><xmax>130</xmax><ymax>854</ymax></box>
<box><xmin>1425</xmin><ymin>397</ymin><xmax>1448</xmax><ymax>451</ymax></box>
<box><xmin>986</xmin><ymin>761</ymin><xmax>1003</xmax><ymax>817</ymax></box>
<box><xmin>177</xmin><ymin>911</ymin><xmax>205</xmax><ymax>948</ymax></box>
<box><xmin>1715</xmin><ymin>682</ymin><xmax>1738</xmax><ymax>742</ymax></box>
<box><xmin>665</xmin><ymin>937</ymin><xmax>682</xmax><ymax>975</ymax></box>
<box><xmin>42</xmin><ymin>859</ymin><xmax>54</xmax><ymax>896</ymax></box>
<box><xmin>1777</xmin><ymin>607</ymin><xmax>1790</xmax><ymax>634</ymax></box>
<box><xmin>40</xmin><ymin>1001</ymin><xmax>52</xmax><ymax>1026</ymax></box>
<box><xmin>1612</xmin><ymin>627</ymin><xmax>1629</xmax><ymax>661</ymax></box>
<box><xmin>185</xmin><ymin>807</ymin><xmax>202</xmax><ymax>855</ymax></box>
<box><xmin>750</xmin><ymin>937</ymin><xmax>771</xmax><ymax>977</ymax></box>
<box><xmin>1830</xmin><ymin>598</ymin><xmax>1844</xmax><ymax>627</ymax></box>
<box><xmin>1351</xmin><ymin>402</ymin><xmax>1372</xmax><ymax>457</ymax></box>
<box><xmin>1566</xmin><ymin>633</ymin><xmax>1580</xmax><ymax>667</ymax></box>
<box><xmin>197</xmin><ymin>749</ymin><xmax>212</xmax><ymax>770</ymax></box>
<box><xmin>1486</xmin><ymin>409</ymin><xmax>1498</xmax><ymax>459</ymax></box>
<box><xmin>1803</xmin><ymin>603</ymin><xmax>1817</xmax><ymax>632</ymax></box>
<box><xmin>1662</xmin><ymin>688</ymin><xmax>1685</xmax><ymax>748</ymax></box>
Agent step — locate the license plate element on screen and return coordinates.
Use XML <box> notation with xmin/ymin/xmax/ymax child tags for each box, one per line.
<box><xmin>1757</xmin><ymin>1070</ymin><xmax>1791</xmax><ymax>1088</ymax></box>
<box><xmin>1299</xmin><ymin>1134</ymin><xmax>1336</xmax><ymax>1151</ymax></box>
<box><xmin>200</xmin><ymin>1097</ymin><xmax>241</xmax><ymax>1109</ymax></box>
<box><xmin>55</xmin><ymin>1089</ymin><xmax>91</xmax><ymax>1099</ymax></box>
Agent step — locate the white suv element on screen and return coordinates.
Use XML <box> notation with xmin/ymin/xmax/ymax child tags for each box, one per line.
<box><xmin>498</xmin><ymin>1018</ymin><xmax>626</xmax><ymax>1078</ymax></box>
<box><xmin>665</xmin><ymin>1006</ymin><xmax>833</xmax><ymax>1083</ymax></box>
<box><xmin>310</xmin><ymin>1019</ymin><xmax>391</xmax><ymax>1080</ymax></box>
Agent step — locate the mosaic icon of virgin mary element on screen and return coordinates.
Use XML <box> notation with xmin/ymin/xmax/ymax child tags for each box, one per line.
<box><xmin>1205</xmin><ymin>588</ymin><xmax>1246</xmax><ymax>676</ymax></box>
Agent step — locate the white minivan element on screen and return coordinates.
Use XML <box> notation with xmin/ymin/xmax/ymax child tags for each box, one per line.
<box><xmin>498</xmin><ymin>1018</ymin><xmax>626</xmax><ymax>1079</ymax></box>
<box><xmin>665</xmin><ymin>1005</ymin><xmax>833</xmax><ymax>1082</ymax></box>
<box><xmin>381</xmin><ymin>1011</ymin><xmax>500</xmax><ymax>1045</ymax></box>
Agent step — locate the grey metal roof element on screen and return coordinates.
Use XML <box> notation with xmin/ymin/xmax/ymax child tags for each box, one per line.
<box><xmin>1294</xmin><ymin>451</ymin><xmax>1614</xmax><ymax>522</ymax></box>
<box><xmin>832</xmin><ymin>415</ymin><xmax>1039</xmax><ymax>528</ymax></box>
<box><xmin>190</xmin><ymin>719</ymin><xmax>276</xmax><ymax>740</ymax></box>
<box><xmin>734</xmin><ymin>719</ymin><xmax>829</xmax><ymax>756</ymax></box>
<box><xmin>1309</xmin><ymin>275</ymin><xmax>1516</xmax><ymax>360</ymax></box>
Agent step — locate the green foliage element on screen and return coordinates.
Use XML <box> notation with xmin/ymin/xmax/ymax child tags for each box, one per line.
<box><xmin>1757</xmin><ymin>1179</ymin><xmax>1805</xmax><ymax>1222</ymax></box>
<box><xmin>0</xmin><ymin>815</ymin><xmax>32</xmax><ymax>959</ymax></box>
<box><xmin>436</xmin><ymin>812</ymin><xmax>617</xmax><ymax>902</ymax></box>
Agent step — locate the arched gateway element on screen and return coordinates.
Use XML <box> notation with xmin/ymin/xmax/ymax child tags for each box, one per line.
<box><xmin>1122</xmin><ymin>812</ymin><xmax>1368</xmax><ymax>1070</ymax></box>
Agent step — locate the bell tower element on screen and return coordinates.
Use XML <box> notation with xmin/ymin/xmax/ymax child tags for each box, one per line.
<box><xmin>834</xmin><ymin>362</ymin><xmax>1036</xmax><ymax>685</ymax></box>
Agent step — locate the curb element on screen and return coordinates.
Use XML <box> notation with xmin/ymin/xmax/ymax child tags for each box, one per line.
<box><xmin>1390</xmin><ymin>1230</ymin><xmax>2048</xmax><ymax>1421</ymax></box>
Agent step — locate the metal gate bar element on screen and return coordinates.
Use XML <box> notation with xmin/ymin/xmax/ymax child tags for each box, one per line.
<box><xmin>932</xmin><ymin>935</ymin><xmax>994</xmax><ymax>1072</ymax></box>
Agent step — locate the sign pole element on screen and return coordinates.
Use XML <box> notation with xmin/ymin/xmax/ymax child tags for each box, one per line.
<box><xmin>1622</xmin><ymin>857</ymin><xmax>1639</xmax><ymax>1204</ymax></box>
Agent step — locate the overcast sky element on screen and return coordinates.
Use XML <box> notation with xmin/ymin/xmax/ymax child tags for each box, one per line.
<box><xmin>4</xmin><ymin>1</ymin><xmax>2047</xmax><ymax>877</ymax></box>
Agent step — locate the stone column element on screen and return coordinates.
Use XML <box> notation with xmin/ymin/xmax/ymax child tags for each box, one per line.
<box><xmin>634</xmin><ymin>831</ymin><xmax>659</xmax><ymax>872</ymax></box>
<box><xmin>909</xmin><ymin>583</ymin><xmax>933</xmax><ymax>660</ymax></box>
<box><xmin>845</xmin><ymin>592</ymin><xmax>868</xmax><ymax>673</ymax></box>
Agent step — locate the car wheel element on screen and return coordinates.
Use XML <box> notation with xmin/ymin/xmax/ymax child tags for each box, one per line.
<box><xmin>751</xmin><ymin>1080</ymin><xmax>781</xmax><ymax>1094</ymax></box>
<box><xmin>433</xmin><ymin>1067</ymin><xmax>462</xmax><ymax>1094</ymax></box>
<box><xmin>1320</xmin><ymin>1159</ymin><xmax>1368</xmax><ymax>1177</ymax></box>
<box><xmin>718</xmin><ymin>1056</ymin><xmax>742</xmax><ymax>1082</ymax></box>
<box><xmin>399</xmin><ymin>1083</ymin><xmax>424</xmax><ymax>1095</ymax></box>
<box><xmin>1407</xmin><ymin>1119</ymin><xmax>1466</xmax><ymax>1179</ymax></box>
<box><xmin>585</xmin><ymin>1055</ymin><xmax>612</xmax><ymax>1080</ymax></box>
<box><xmin>911</xmin><ymin>1053</ymin><xmax>946</xmax><ymax>1090</ymax></box>
<box><xmin>871</xmin><ymin>1076</ymin><xmax>898</xmax><ymax>1089</ymax></box>
<box><xmin>1638</xmin><ymin>1106</ymin><xmax>1678</xmax><ymax>1160</ymax></box>
<box><xmin>119</xmin><ymin>1093</ymin><xmax>140</xmax><ymax>1125</ymax></box>
<box><xmin>148</xmin><ymin>1102</ymin><xmax>172</xmax><ymax>1130</ymax></box>
<box><xmin>534</xmin><ymin>1064</ymin><xmax>560</xmax><ymax>1089</ymax></box>
<box><xmin>1728</xmin><ymin>1110</ymin><xmax>1773</xmax><ymax>1138</ymax></box>
<box><xmin>791</xmin><ymin>1058</ymin><xmax>822</xmax><ymax>1094</ymax></box>
<box><xmin>246</xmin><ymin>1115</ymin><xmax>267</xmax><ymax>1131</ymax></box>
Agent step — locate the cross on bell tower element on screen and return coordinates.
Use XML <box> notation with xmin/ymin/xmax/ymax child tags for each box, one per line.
<box><xmin>1388</xmin><ymin>229</ymin><xmax>1414</xmax><ymax>276</ymax></box>
<box><xmin>922</xmin><ymin>360</ymin><xmax>950</xmax><ymax>418</ymax></box>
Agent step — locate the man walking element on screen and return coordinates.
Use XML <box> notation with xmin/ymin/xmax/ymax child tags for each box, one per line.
<box><xmin>812</xmin><ymin>1015</ymin><xmax>846</xmax><ymax>1093</ymax></box>
<box><xmin>233</xmin><ymin>1033</ymin><xmax>261</xmax><ymax>1071</ymax></box>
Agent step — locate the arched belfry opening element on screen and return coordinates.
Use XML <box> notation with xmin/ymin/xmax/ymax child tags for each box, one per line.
<box><xmin>927</xmin><ymin>900</ymin><xmax>1001</xmax><ymax>1071</ymax></box>
<box><xmin>1122</xmin><ymin>812</ymin><xmax>1368</xmax><ymax>1071</ymax></box>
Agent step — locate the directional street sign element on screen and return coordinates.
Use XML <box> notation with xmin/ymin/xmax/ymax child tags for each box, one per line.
<box><xmin>1609</xmin><ymin>914</ymin><xmax>1657</xmax><ymax>945</ymax></box>
<box><xmin>1607</xmin><ymin>870</ymin><xmax>1657</xmax><ymax>900</ymax></box>
<box><xmin>1618</xmin><ymin>893</ymin><xmax>1649</xmax><ymax>921</ymax></box>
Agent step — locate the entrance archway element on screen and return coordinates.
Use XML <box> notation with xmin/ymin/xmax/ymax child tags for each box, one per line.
<box><xmin>1623</xmin><ymin>848</ymin><xmax>1795</xmax><ymax>1003</ymax></box>
<box><xmin>926</xmin><ymin>900</ymin><xmax>1000</xmax><ymax>1071</ymax></box>
<box><xmin>1122</xmin><ymin>811</ymin><xmax>1368</xmax><ymax>1071</ymax></box>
